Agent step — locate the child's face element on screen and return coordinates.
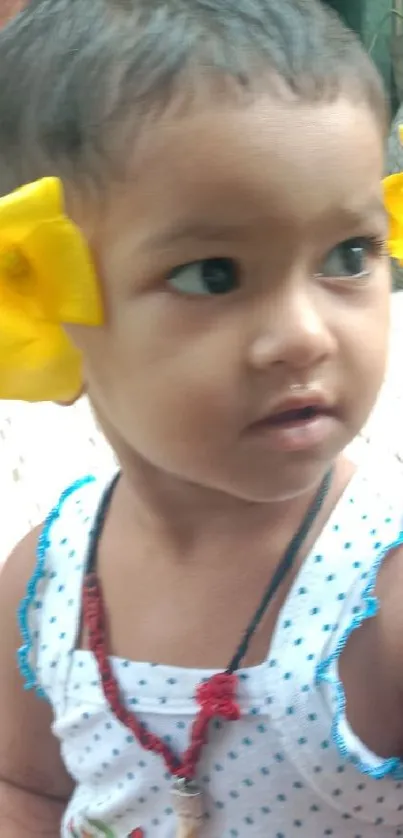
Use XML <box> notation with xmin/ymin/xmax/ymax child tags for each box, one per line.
<box><xmin>69</xmin><ymin>91</ymin><xmax>390</xmax><ymax>501</ymax></box>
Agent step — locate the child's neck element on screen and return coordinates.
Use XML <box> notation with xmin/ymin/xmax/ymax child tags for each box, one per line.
<box><xmin>111</xmin><ymin>453</ymin><xmax>353</xmax><ymax>562</ymax></box>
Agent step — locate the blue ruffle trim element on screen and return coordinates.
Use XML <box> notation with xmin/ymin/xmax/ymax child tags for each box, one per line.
<box><xmin>17</xmin><ymin>475</ymin><xmax>95</xmax><ymax>698</ymax></box>
<box><xmin>316</xmin><ymin>530</ymin><xmax>403</xmax><ymax>780</ymax></box>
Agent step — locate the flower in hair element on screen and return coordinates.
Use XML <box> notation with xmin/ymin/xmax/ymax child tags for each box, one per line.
<box><xmin>384</xmin><ymin>171</ymin><xmax>403</xmax><ymax>265</ymax></box>
<box><xmin>0</xmin><ymin>177</ymin><xmax>102</xmax><ymax>402</ymax></box>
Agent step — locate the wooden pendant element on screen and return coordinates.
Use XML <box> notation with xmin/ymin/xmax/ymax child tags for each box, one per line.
<box><xmin>171</xmin><ymin>779</ymin><xmax>204</xmax><ymax>838</ymax></box>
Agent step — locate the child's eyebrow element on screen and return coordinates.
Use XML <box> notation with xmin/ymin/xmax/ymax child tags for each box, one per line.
<box><xmin>142</xmin><ymin>220</ymin><xmax>250</xmax><ymax>249</ymax></box>
<box><xmin>340</xmin><ymin>197</ymin><xmax>388</xmax><ymax>228</ymax></box>
<box><xmin>141</xmin><ymin>199</ymin><xmax>388</xmax><ymax>252</ymax></box>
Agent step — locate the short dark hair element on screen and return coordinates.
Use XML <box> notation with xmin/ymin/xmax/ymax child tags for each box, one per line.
<box><xmin>0</xmin><ymin>0</ymin><xmax>387</xmax><ymax>193</ymax></box>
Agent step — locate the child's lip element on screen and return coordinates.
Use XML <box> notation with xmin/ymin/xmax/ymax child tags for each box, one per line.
<box><xmin>249</xmin><ymin>389</ymin><xmax>336</xmax><ymax>430</ymax></box>
<box><xmin>246</xmin><ymin>409</ymin><xmax>338</xmax><ymax>453</ymax></box>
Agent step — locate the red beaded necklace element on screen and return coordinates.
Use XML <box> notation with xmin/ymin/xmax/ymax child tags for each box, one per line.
<box><xmin>82</xmin><ymin>469</ymin><xmax>332</xmax><ymax>838</ymax></box>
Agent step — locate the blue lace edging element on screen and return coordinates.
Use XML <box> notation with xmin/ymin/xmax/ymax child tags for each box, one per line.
<box><xmin>316</xmin><ymin>530</ymin><xmax>403</xmax><ymax>780</ymax></box>
<box><xmin>17</xmin><ymin>475</ymin><xmax>95</xmax><ymax>698</ymax></box>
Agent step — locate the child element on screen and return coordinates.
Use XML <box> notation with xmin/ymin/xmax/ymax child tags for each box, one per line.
<box><xmin>0</xmin><ymin>0</ymin><xmax>401</xmax><ymax>836</ymax></box>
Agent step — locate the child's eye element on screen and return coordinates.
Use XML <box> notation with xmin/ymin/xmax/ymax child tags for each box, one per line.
<box><xmin>318</xmin><ymin>237</ymin><xmax>385</xmax><ymax>280</ymax></box>
<box><xmin>167</xmin><ymin>257</ymin><xmax>240</xmax><ymax>296</ymax></box>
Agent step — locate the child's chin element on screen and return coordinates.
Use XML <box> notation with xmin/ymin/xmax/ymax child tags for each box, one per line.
<box><xmin>210</xmin><ymin>463</ymin><xmax>335</xmax><ymax>505</ymax></box>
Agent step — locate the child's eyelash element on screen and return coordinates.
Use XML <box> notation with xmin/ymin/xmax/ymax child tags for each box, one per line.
<box><xmin>364</xmin><ymin>235</ymin><xmax>388</xmax><ymax>256</ymax></box>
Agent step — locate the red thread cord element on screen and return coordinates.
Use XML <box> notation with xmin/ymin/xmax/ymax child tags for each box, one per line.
<box><xmin>83</xmin><ymin>574</ymin><xmax>241</xmax><ymax>782</ymax></box>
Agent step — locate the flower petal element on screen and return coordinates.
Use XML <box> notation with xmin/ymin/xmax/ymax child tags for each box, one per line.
<box><xmin>0</xmin><ymin>177</ymin><xmax>102</xmax><ymax>401</ymax></box>
<box><xmin>0</xmin><ymin>310</ymin><xmax>82</xmax><ymax>402</ymax></box>
<box><xmin>383</xmin><ymin>173</ymin><xmax>403</xmax><ymax>264</ymax></box>
<box><xmin>22</xmin><ymin>218</ymin><xmax>103</xmax><ymax>325</ymax></box>
<box><xmin>384</xmin><ymin>173</ymin><xmax>403</xmax><ymax>223</ymax></box>
<box><xmin>0</xmin><ymin>178</ymin><xmax>63</xmax><ymax>234</ymax></box>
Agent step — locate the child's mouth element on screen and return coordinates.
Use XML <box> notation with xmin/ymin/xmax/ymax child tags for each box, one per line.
<box><xmin>265</xmin><ymin>405</ymin><xmax>327</xmax><ymax>426</ymax></box>
<box><xmin>248</xmin><ymin>404</ymin><xmax>336</xmax><ymax>452</ymax></box>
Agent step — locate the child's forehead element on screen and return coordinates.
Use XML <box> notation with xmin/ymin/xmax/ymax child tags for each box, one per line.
<box><xmin>103</xmin><ymin>94</ymin><xmax>385</xmax><ymax>244</ymax></box>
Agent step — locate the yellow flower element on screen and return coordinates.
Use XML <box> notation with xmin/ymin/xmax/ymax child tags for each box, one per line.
<box><xmin>0</xmin><ymin>177</ymin><xmax>102</xmax><ymax>402</ymax></box>
<box><xmin>384</xmin><ymin>172</ymin><xmax>403</xmax><ymax>265</ymax></box>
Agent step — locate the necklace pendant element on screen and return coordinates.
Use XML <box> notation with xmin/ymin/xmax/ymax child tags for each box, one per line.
<box><xmin>171</xmin><ymin>778</ymin><xmax>204</xmax><ymax>838</ymax></box>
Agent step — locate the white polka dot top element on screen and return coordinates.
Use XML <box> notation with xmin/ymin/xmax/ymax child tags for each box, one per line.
<box><xmin>18</xmin><ymin>458</ymin><xmax>403</xmax><ymax>838</ymax></box>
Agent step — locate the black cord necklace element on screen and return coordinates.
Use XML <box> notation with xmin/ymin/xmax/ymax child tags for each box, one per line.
<box><xmin>82</xmin><ymin>467</ymin><xmax>333</xmax><ymax>838</ymax></box>
<box><xmin>227</xmin><ymin>467</ymin><xmax>333</xmax><ymax>672</ymax></box>
<box><xmin>85</xmin><ymin>467</ymin><xmax>333</xmax><ymax>672</ymax></box>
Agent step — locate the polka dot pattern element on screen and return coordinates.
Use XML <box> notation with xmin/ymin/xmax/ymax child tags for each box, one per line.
<box><xmin>19</xmin><ymin>462</ymin><xmax>403</xmax><ymax>836</ymax></box>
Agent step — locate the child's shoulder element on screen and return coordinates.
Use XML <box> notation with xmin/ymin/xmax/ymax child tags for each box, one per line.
<box><xmin>317</xmin><ymin>453</ymin><xmax>403</xmax><ymax>764</ymax></box>
<box><xmin>337</xmin><ymin>453</ymin><xmax>403</xmax><ymax>661</ymax></box>
<box><xmin>0</xmin><ymin>525</ymin><xmax>74</xmax><ymax>802</ymax></box>
<box><xmin>345</xmin><ymin>451</ymin><xmax>403</xmax><ymax>528</ymax></box>
<box><xmin>373</xmin><ymin>508</ymin><xmax>403</xmax><ymax>700</ymax></box>
<box><xmin>13</xmin><ymin>472</ymin><xmax>114</xmax><ymax>695</ymax></box>
<box><xmin>36</xmin><ymin>472</ymin><xmax>113</xmax><ymax>560</ymax></box>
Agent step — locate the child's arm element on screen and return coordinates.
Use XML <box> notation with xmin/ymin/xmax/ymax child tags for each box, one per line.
<box><xmin>0</xmin><ymin>781</ymin><xmax>68</xmax><ymax>837</ymax></box>
<box><xmin>0</xmin><ymin>529</ymin><xmax>74</xmax><ymax>836</ymax></box>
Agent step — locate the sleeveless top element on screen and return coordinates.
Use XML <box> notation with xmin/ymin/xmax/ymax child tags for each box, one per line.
<box><xmin>18</xmin><ymin>456</ymin><xmax>403</xmax><ymax>838</ymax></box>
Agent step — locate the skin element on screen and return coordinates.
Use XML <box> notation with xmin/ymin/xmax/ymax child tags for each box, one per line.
<box><xmin>69</xmin><ymin>94</ymin><xmax>390</xmax><ymax>506</ymax></box>
<box><xmin>0</xmin><ymin>89</ymin><xmax>399</xmax><ymax>835</ymax></box>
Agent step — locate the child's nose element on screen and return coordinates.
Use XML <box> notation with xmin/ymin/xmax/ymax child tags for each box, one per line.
<box><xmin>247</xmin><ymin>289</ymin><xmax>337</xmax><ymax>373</ymax></box>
